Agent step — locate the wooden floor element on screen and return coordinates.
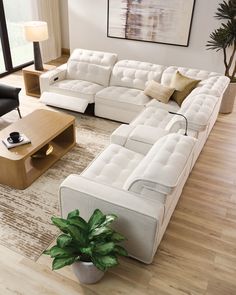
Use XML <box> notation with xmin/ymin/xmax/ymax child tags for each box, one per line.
<box><xmin>1</xmin><ymin>61</ymin><xmax>236</xmax><ymax>294</ymax></box>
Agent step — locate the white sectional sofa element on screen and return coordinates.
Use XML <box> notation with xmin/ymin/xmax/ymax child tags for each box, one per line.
<box><xmin>40</xmin><ymin>48</ymin><xmax>230</xmax><ymax>264</ymax></box>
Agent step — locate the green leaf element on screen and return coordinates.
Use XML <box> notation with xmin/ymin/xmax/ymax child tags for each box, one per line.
<box><xmin>94</xmin><ymin>242</ymin><xmax>115</xmax><ymax>255</ymax></box>
<box><xmin>43</xmin><ymin>245</ymin><xmax>75</xmax><ymax>258</ymax></box>
<box><xmin>68</xmin><ymin>216</ymin><xmax>88</xmax><ymax>231</ymax></box>
<box><xmin>88</xmin><ymin>209</ymin><xmax>106</xmax><ymax>231</ymax></box>
<box><xmin>57</xmin><ymin>234</ymin><xmax>72</xmax><ymax>248</ymax></box>
<box><xmin>67</xmin><ymin>209</ymin><xmax>80</xmax><ymax>219</ymax></box>
<box><xmin>80</xmin><ymin>247</ymin><xmax>93</xmax><ymax>256</ymax></box>
<box><xmin>92</xmin><ymin>255</ymin><xmax>118</xmax><ymax>271</ymax></box>
<box><xmin>114</xmin><ymin>245</ymin><xmax>128</xmax><ymax>257</ymax></box>
<box><xmin>111</xmin><ymin>232</ymin><xmax>126</xmax><ymax>242</ymax></box>
<box><xmin>89</xmin><ymin>226</ymin><xmax>113</xmax><ymax>240</ymax></box>
<box><xmin>91</xmin><ymin>257</ymin><xmax>106</xmax><ymax>271</ymax></box>
<box><xmin>67</xmin><ymin>225</ymin><xmax>87</xmax><ymax>246</ymax></box>
<box><xmin>51</xmin><ymin>217</ymin><xmax>69</xmax><ymax>233</ymax></box>
<box><xmin>100</xmin><ymin>214</ymin><xmax>117</xmax><ymax>227</ymax></box>
<box><xmin>52</xmin><ymin>256</ymin><xmax>77</xmax><ymax>270</ymax></box>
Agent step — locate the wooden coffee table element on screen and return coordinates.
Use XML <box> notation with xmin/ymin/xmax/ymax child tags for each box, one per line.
<box><xmin>0</xmin><ymin>109</ymin><xmax>76</xmax><ymax>189</ymax></box>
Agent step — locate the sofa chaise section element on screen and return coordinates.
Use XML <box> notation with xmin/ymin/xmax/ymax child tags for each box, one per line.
<box><xmin>60</xmin><ymin>133</ymin><xmax>196</xmax><ymax>263</ymax></box>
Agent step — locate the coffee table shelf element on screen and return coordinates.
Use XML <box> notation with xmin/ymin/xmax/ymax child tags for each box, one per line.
<box><xmin>0</xmin><ymin>109</ymin><xmax>76</xmax><ymax>189</ymax></box>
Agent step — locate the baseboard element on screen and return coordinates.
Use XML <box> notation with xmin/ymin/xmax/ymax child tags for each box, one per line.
<box><xmin>61</xmin><ymin>48</ymin><xmax>70</xmax><ymax>55</ymax></box>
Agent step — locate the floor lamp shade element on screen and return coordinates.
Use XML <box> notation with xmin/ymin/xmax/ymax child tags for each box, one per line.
<box><xmin>24</xmin><ymin>21</ymin><xmax>48</xmax><ymax>71</ymax></box>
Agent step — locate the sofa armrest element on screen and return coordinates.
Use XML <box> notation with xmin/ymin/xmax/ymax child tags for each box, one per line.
<box><xmin>0</xmin><ymin>83</ymin><xmax>21</xmax><ymax>100</ymax></box>
<box><xmin>59</xmin><ymin>175</ymin><xmax>164</xmax><ymax>264</ymax></box>
<box><xmin>39</xmin><ymin>63</ymin><xmax>67</xmax><ymax>93</ymax></box>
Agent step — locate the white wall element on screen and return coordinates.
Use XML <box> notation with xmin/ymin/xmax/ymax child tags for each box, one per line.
<box><xmin>68</xmin><ymin>0</ymin><xmax>224</xmax><ymax>73</ymax></box>
<box><xmin>59</xmin><ymin>0</ymin><xmax>69</xmax><ymax>49</ymax></box>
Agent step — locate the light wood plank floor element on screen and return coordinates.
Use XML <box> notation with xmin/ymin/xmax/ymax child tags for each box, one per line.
<box><xmin>0</xmin><ymin>60</ymin><xmax>236</xmax><ymax>294</ymax></box>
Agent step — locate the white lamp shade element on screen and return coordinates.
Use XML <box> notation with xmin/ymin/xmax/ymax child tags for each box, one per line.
<box><xmin>24</xmin><ymin>21</ymin><xmax>48</xmax><ymax>42</ymax></box>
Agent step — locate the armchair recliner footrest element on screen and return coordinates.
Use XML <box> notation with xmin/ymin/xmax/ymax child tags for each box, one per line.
<box><xmin>40</xmin><ymin>92</ymin><xmax>89</xmax><ymax>113</ymax></box>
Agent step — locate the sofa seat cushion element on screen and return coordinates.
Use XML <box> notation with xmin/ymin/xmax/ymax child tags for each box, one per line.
<box><xmin>49</xmin><ymin>79</ymin><xmax>104</xmax><ymax>103</ymax></box>
<box><xmin>95</xmin><ymin>86</ymin><xmax>150</xmax><ymax>111</ymax></box>
<box><xmin>82</xmin><ymin>144</ymin><xmax>144</xmax><ymax>188</ymax></box>
<box><xmin>110</xmin><ymin>60</ymin><xmax>166</xmax><ymax>90</ymax></box>
<box><xmin>123</xmin><ymin>134</ymin><xmax>195</xmax><ymax>195</ymax></box>
<box><xmin>131</xmin><ymin>107</ymin><xmax>173</xmax><ymax>128</ymax></box>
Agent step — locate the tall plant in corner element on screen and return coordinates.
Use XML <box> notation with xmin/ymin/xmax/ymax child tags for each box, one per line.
<box><xmin>206</xmin><ymin>0</ymin><xmax>236</xmax><ymax>82</ymax></box>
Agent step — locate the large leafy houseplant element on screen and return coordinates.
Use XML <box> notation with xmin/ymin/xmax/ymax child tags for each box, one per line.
<box><xmin>206</xmin><ymin>0</ymin><xmax>236</xmax><ymax>82</ymax></box>
<box><xmin>44</xmin><ymin>209</ymin><xmax>128</xmax><ymax>273</ymax></box>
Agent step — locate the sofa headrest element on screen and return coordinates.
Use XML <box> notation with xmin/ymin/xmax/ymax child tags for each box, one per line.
<box><xmin>110</xmin><ymin>60</ymin><xmax>166</xmax><ymax>90</ymax></box>
<box><xmin>67</xmin><ymin>48</ymin><xmax>118</xmax><ymax>86</ymax></box>
<box><xmin>161</xmin><ymin>66</ymin><xmax>221</xmax><ymax>86</ymax></box>
<box><xmin>123</xmin><ymin>133</ymin><xmax>196</xmax><ymax>195</ymax></box>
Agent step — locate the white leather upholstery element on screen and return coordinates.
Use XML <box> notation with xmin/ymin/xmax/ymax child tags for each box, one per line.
<box><xmin>48</xmin><ymin>79</ymin><xmax>104</xmax><ymax>103</ymax></box>
<box><xmin>82</xmin><ymin>144</ymin><xmax>144</xmax><ymax>188</ymax></box>
<box><xmin>161</xmin><ymin>66</ymin><xmax>221</xmax><ymax>86</ymax></box>
<box><xmin>60</xmin><ymin>175</ymin><xmax>164</xmax><ymax>264</ymax></box>
<box><xmin>66</xmin><ymin>49</ymin><xmax>117</xmax><ymax>86</ymax></box>
<box><xmin>40</xmin><ymin>48</ymin><xmax>118</xmax><ymax>107</ymax></box>
<box><xmin>60</xmin><ymin>133</ymin><xmax>196</xmax><ymax>263</ymax></box>
<box><xmin>123</xmin><ymin>134</ymin><xmax>195</xmax><ymax>195</ymax></box>
<box><xmin>130</xmin><ymin>107</ymin><xmax>173</xmax><ymax>128</ymax></box>
<box><xmin>110</xmin><ymin>60</ymin><xmax>166</xmax><ymax>90</ymax></box>
<box><xmin>188</xmin><ymin>76</ymin><xmax>230</xmax><ymax>98</ymax></box>
<box><xmin>95</xmin><ymin>60</ymin><xmax>166</xmax><ymax>122</ymax></box>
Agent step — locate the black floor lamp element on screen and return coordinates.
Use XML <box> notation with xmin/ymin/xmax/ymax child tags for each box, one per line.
<box><xmin>23</xmin><ymin>21</ymin><xmax>48</xmax><ymax>71</ymax></box>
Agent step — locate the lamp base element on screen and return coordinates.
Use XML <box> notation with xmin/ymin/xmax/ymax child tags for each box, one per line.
<box><xmin>33</xmin><ymin>42</ymin><xmax>44</xmax><ymax>71</ymax></box>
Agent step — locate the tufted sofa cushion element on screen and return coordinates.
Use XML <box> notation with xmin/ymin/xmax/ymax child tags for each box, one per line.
<box><xmin>178</xmin><ymin>94</ymin><xmax>219</xmax><ymax>131</ymax></box>
<box><xmin>49</xmin><ymin>79</ymin><xmax>104</xmax><ymax>103</ymax></box>
<box><xmin>130</xmin><ymin>107</ymin><xmax>173</xmax><ymax>128</ymax></box>
<box><xmin>110</xmin><ymin>60</ymin><xmax>166</xmax><ymax>90</ymax></box>
<box><xmin>66</xmin><ymin>49</ymin><xmax>117</xmax><ymax>86</ymax></box>
<box><xmin>123</xmin><ymin>134</ymin><xmax>195</xmax><ymax>195</ymax></box>
<box><xmin>95</xmin><ymin>86</ymin><xmax>150</xmax><ymax>111</ymax></box>
<box><xmin>161</xmin><ymin>66</ymin><xmax>221</xmax><ymax>87</ymax></box>
<box><xmin>82</xmin><ymin>144</ymin><xmax>144</xmax><ymax>188</ymax></box>
<box><xmin>188</xmin><ymin>76</ymin><xmax>230</xmax><ymax>98</ymax></box>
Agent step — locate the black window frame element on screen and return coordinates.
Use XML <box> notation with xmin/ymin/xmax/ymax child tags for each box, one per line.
<box><xmin>0</xmin><ymin>0</ymin><xmax>33</xmax><ymax>78</ymax></box>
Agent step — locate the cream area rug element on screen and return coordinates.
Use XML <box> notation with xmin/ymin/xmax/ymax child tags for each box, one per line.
<box><xmin>0</xmin><ymin>97</ymin><xmax>119</xmax><ymax>260</ymax></box>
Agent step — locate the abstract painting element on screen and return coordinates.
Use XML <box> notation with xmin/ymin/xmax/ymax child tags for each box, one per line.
<box><xmin>107</xmin><ymin>0</ymin><xmax>196</xmax><ymax>46</ymax></box>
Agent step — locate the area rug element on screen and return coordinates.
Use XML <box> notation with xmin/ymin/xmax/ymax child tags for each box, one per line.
<box><xmin>0</xmin><ymin>112</ymin><xmax>119</xmax><ymax>261</ymax></box>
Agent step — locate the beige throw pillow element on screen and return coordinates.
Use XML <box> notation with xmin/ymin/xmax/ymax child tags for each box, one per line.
<box><xmin>170</xmin><ymin>71</ymin><xmax>200</xmax><ymax>106</ymax></box>
<box><xmin>144</xmin><ymin>80</ymin><xmax>175</xmax><ymax>104</ymax></box>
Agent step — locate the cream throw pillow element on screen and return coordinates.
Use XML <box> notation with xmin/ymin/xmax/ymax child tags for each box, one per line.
<box><xmin>144</xmin><ymin>80</ymin><xmax>175</xmax><ymax>104</ymax></box>
<box><xmin>170</xmin><ymin>71</ymin><xmax>200</xmax><ymax>106</ymax></box>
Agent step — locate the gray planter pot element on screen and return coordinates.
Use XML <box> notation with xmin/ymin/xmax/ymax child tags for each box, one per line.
<box><xmin>72</xmin><ymin>261</ymin><xmax>104</xmax><ymax>284</ymax></box>
<box><xmin>220</xmin><ymin>82</ymin><xmax>236</xmax><ymax>114</ymax></box>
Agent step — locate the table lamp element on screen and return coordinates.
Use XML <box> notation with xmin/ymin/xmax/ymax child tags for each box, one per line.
<box><xmin>23</xmin><ymin>21</ymin><xmax>48</xmax><ymax>71</ymax></box>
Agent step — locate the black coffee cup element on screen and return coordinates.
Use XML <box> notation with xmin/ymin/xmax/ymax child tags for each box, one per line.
<box><xmin>9</xmin><ymin>132</ymin><xmax>20</xmax><ymax>143</ymax></box>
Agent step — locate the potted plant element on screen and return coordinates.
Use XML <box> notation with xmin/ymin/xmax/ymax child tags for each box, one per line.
<box><xmin>206</xmin><ymin>0</ymin><xmax>236</xmax><ymax>113</ymax></box>
<box><xmin>44</xmin><ymin>209</ymin><xmax>128</xmax><ymax>284</ymax></box>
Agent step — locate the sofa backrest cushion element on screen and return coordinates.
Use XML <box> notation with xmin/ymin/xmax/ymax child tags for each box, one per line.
<box><xmin>110</xmin><ymin>60</ymin><xmax>166</xmax><ymax>90</ymax></box>
<box><xmin>66</xmin><ymin>49</ymin><xmax>118</xmax><ymax>86</ymax></box>
<box><xmin>123</xmin><ymin>134</ymin><xmax>195</xmax><ymax>195</ymax></box>
<box><xmin>161</xmin><ymin>66</ymin><xmax>221</xmax><ymax>87</ymax></box>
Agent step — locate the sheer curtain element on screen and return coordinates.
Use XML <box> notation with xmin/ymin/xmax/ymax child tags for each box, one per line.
<box><xmin>32</xmin><ymin>0</ymin><xmax>61</xmax><ymax>62</ymax></box>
